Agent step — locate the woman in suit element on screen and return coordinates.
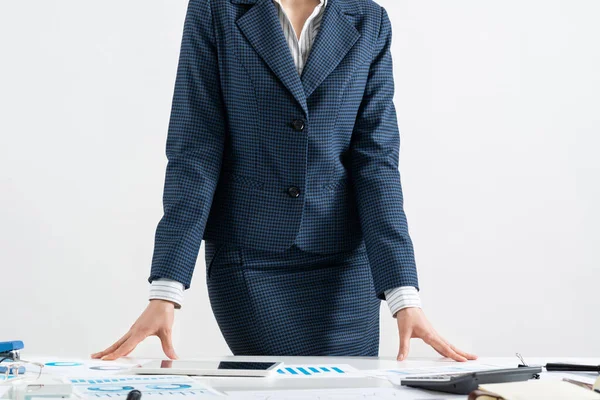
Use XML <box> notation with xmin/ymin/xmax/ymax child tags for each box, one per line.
<box><xmin>93</xmin><ymin>0</ymin><xmax>476</xmax><ymax>361</ymax></box>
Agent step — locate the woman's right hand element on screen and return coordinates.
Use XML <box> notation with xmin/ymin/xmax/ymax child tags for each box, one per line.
<box><xmin>91</xmin><ymin>299</ymin><xmax>178</xmax><ymax>361</ymax></box>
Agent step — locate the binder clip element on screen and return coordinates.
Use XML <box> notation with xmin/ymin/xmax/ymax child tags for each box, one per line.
<box><xmin>516</xmin><ymin>353</ymin><xmax>528</xmax><ymax>368</ymax></box>
<box><xmin>516</xmin><ymin>353</ymin><xmax>541</xmax><ymax>379</ymax></box>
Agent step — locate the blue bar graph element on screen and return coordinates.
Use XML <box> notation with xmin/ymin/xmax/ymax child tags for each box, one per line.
<box><xmin>276</xmin><ymin>365</ymin><xmax>347</xmax><ymax>376</ymax></box>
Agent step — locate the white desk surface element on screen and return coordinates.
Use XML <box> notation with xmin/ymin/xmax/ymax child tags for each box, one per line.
<box><xmin>132</xmin><ymin>355</ymin><xmax>599</xmax><ymax>397</ymax></box>
<box><xmin>15</xmin><ymin>355</ymin><xmax>600</xmax><ymax>399</ymax></box>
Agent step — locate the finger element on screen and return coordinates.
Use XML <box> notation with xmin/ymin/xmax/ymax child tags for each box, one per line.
<box><xmin>447</xmin><ymin>342</ymin><xmax>478</xmax><ymax>360</ymax></box>
<box><xmin>91</xmin><ymin>332</ymin><xmax>131</xmax><ymax>359</ymax></box>
<box><xmin>158</xmin><ymin>329</ymin><xmax>179</xmax><ymax>360</ymax></box>
<box><xmin>424</xmin><ymin>334</ymin><xmax>467</xmax><ymax>362</ymax></box>
<box><xmin>101</xmin><ymin>336</ymin><xmax>140</xmax><ymax>361</ymax></box>
<box><xmin>101</xmin><ymin>334</ymin><xmax>143</xmax><ymax>361</ymax></box>
<box><xmin>121</xmin><ymin>346</ymin><xmax>137</xmax><ymax>358</ymax></box>
<box><xmin>397</xmin><ymin>328</ymin><xmax>412</xmax><ymax>361</ymax></box>
<box><xmin>432</xmin><ymin>341</ymin><xmax>467</xmax><ymax>362</ymax></box>
<box><xmin>92</xmin><ymin>332</ymin><xmax>130</xmax><ymax>359</ymax></box>
<box><xmin>436</xmin><ymin>333</ymin><xmax>477</xmax><ymax>360</ymax></box>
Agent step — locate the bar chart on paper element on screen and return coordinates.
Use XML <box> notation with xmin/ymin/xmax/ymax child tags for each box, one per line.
<box><xmin>275</xmin><ymin>364</ymin><xmax>358</xmax><ymax>378</ymax></box>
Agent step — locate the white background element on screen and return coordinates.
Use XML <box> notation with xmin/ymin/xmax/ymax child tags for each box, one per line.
<box><xmin>1</xmin><ymin>0</ymin><xmax>598</xmax><ymax>360</ymax></box>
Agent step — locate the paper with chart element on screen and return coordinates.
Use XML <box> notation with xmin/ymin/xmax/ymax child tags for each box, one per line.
<box><xmin>70</xmin><ymin>375</ymin><xmax>223</xmax><ymax>398</ymax></box>
<box><xmin>365</xmin><ymin>362</ymin><xmax>508</xmax><ymax>377</ymax></box>
<box><xmin>362</xmin><ymin>362</ymin><xmax>511</xmax><ymax>386</ymax></box>
<box><xmin>28</xmin><ymin>356</ymin><xmax>146</xmax><ymax>377</ymax></box>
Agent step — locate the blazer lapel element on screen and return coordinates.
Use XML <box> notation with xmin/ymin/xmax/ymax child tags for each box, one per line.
<box><xmin>232</xmin><ymin>0</ymin><xmax>362</xmax><ymax>116</ymax></box>
<box><xmin>235</xmin><ymin>0</ymin><xmax>308</xmax><ymax>115</ymax></box>
<box><xmin>300</xmin><ymin>0</ymin><xmax>361</xmax><ymax>99</ymax></box>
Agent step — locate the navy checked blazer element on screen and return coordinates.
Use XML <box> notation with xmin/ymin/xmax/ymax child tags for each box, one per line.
<box><xmin>149</xmin><ymin>0</ymin><xmax>419</xmax><ymax>299</ymax></box>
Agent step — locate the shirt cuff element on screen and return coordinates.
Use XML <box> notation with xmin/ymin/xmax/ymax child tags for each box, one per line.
<box><xmin>149</xmin><ymin>278</ymin><xmax>184</xmax><ymax>309</ymax></box>
<box><xmin>385</xmin><ymin>286</ymin><xmax>421</xmax><ymax>318</ymax></box>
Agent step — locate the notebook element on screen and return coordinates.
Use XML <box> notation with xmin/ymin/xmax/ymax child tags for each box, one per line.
<box><xmin>468</xmin><ymin>380</ymin><xmax>600</xmax><ymax>400</ymax></box>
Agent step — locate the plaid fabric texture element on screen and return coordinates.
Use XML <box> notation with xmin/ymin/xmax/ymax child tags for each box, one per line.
<box><xmin>149</xmin><ymin>0</ymin><xmax>419</xmax><ymax>299</ymax></box>
<box><xmin>205</xmin><ymin>240</ymin><xmax>380</xmax><ymax>356</ymax></box>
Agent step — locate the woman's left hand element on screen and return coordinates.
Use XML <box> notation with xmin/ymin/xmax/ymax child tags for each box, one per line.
<box><xmin>395</xmin><ymin>307</ymin><xmax>478</xmax><ymax>362</ymax></box>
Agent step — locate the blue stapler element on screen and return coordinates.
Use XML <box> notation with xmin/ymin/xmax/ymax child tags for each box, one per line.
<box><xmin>0</xmin><ymin>340</ymin><xmax>24</xmax><ymax>361</ymax></box>
<box><xmin>0</xmin><ymin>341</ymin><xmax>26</xmax><ymax>375</ymax></box>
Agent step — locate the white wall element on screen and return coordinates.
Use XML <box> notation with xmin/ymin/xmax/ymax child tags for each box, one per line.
<box><xmin>1</xmin><ymin>0</ymin><xmax>598</xmax><ymax>360</ymax></box>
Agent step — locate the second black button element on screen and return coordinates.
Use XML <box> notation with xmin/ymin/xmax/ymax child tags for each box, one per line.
<box><xmin>287</xmin><ymin>186</ymin><xmax>301</xmax><ymax>198</ymax></box>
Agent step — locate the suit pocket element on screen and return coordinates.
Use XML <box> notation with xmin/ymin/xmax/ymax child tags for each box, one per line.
<box><xmin>206</xmin><ymin>241</ymin><xmax>243</xmax><ymax>279</ymax></box>
<box><xmin>205</xmin><ymin>241</ymin><xmax>223</xmax><ymax>280</ymax></box>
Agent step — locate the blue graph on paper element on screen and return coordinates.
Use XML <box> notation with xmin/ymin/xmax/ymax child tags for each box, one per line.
<box><xmin>34</xmin><ymin>359</ymin><xmax>139</xmax><ymax>376</ymax></box>
<box><xmin>45</xmin><ymin>362</ymin><xmax>84</xmax><ymax>367</ymax></box>
<box><xmin>70</xmin><ymin>376</ymin><xmax>183</xmax><ymax>385</ymax></box>
<box><xmin>70</xmin><ymin>376</ymin><xmax>219</xmax><ymax>398</ymax></box>
<box><xmin>276</xmin><ymin>365</ymin><xmax>354</xmax><ymax>377</ymax></box>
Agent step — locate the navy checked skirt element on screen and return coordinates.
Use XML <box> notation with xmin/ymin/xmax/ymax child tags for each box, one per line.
<box><xmin>205</xmin><ymin>240</ymin><xmax>381</xmax><ymax>357</ymax></box>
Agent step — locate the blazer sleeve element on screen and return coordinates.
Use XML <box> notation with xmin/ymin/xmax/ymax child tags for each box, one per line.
<box><xmin>148</xmin><ymin>0</ymin><xmax>225</xmax><ymax>289</ymax></box>
<box><xmin>349</xmin><ymin>6</ymin><xmax>419</xmax><ymax>299</ymax></box>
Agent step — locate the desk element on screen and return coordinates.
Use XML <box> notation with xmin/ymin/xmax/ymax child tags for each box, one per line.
<box><xmin>8</xmin><ymin>356</ymin><xmax>600</xmax><ymax>399</ymax></box>
<box><xmin>172</xmin><ymin>356</ymin><xmax>599</xmax><ymax>393</ymax></box>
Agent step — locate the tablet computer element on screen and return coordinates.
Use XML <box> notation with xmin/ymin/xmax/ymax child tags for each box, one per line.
<box><xmin>132</xmin><ymin>360</ymin><xmax>283</xmax><ymax>377</ymax></box>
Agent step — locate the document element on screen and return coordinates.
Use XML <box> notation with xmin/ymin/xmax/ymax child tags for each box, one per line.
<box><xmin>30</xmin><ymin>356</ymin><xmax>146</xmax><ymax>377</ymax></box>
<box><xmin>224</xmin><ymin>387</ymin><xmax>462</xmax><ymax>399</ymax></box>
<box><xmin>70</xmin><ymin>375</ymin><xmax>224</xmax><ymax>398</ymax></box>
<box><xmin>0</xmin><ymin>385</ymin><xmax>11</xmax><ymax>398</ymax></box>
<box><xmin>362</xmin><ymin>363</ymin><xmax>508</xmax><ymax>382</ymax></box>
<box><xmin>373</xmin><ymin>363</ymin><xmax>508</xmax><ymax>377</ymax></box>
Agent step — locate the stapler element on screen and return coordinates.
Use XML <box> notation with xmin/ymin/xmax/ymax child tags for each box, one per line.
<box><xmin>0</xmin><ymin>341</ymin><xmax>24</xmax><ymax>362</ymax></box>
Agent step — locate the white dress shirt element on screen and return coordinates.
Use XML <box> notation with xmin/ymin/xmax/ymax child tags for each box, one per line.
<box><xmin>149</xmin><ymin>0</ymin><xmax>422</xmax><ymax>318</ymax></box>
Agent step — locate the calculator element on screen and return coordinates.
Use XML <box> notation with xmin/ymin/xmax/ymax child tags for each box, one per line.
<box><xmin>400</xmin><ymin>366</ymin><xmax>542</xmax><ymax>394</ymax></box>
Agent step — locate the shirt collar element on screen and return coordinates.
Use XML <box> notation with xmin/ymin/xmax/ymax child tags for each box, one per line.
<box><xmin>273</xmin><ymin>0</ymin><xmax>327</xmax><ymax>9</ymax></box>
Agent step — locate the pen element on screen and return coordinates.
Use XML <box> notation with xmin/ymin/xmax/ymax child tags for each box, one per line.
<box><xmin>546</xmin><ymin>363</ymin><xmax>600</xmax><ymax>373</ymax></box>
<box><xmin>127</xmin><ymin>389</ymin><xmax>142</xmax><ymax>400</ymax></box>
<box><xmin>517</xmin><ymin>354</ymin><xmax>600</xmax><ymax>374</ymax></box>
